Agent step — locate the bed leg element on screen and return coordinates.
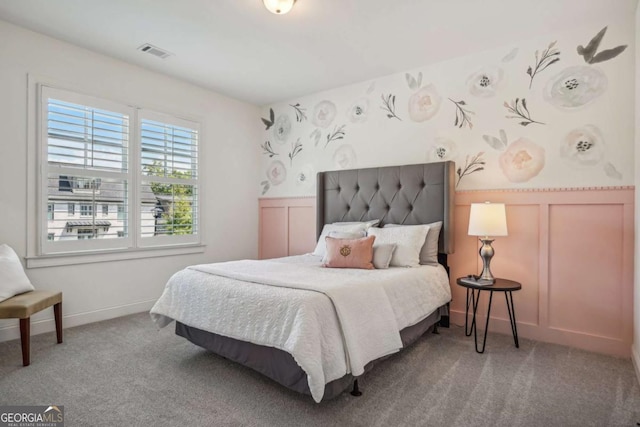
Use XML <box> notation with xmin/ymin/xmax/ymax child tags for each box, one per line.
<box><xmin>432</xmin><ymin>323</ymin><xmax>440</xmax><ymax>334</ymax></box>
<box><xmin>350</xmin><ymin>379</ymin><xmax>363</xmax><ymax>397</ymax></box>
<box><xmin>439</xmin><ymin>315</ymin><xmax>450</xmax><ymax>328</ymax></box>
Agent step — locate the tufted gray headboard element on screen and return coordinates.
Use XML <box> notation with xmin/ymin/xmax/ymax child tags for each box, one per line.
<box><xmin>316</xmin><ymin>161</ymin><xmax>455</xmax><ymax>255</ymax></box>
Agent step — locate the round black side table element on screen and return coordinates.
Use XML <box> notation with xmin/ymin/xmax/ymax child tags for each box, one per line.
<box><xmin>456</xmin><ymin>277</ymin><xmax>521</xmax><ymax>354</ymax></box>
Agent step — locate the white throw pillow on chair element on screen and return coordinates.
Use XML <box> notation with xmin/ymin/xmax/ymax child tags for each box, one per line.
<box><xmin>0</xmin><ymin>244</ymin><xmax>35</xmax><ymax>302</ymax></box>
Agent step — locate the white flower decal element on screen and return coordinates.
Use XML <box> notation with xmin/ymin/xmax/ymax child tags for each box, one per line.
<box><xmin>333</xmin><ymin>145</ymin><xmax>357</xmax><ymax>169</ymax></box>
<box><xmin>295</xmin><ymin>164</ymin><xmax>316</xmax><ymax>189</ymax></box>
<box><xmin>272</xmin><ymin>114</ymin><xmax>292</xmax><ymax>144</ymax></box>
<box><xmin>311</xmin><ymin>100</ymin><xmax>337</xmax><ymax>128</ymax></box>
<box><xmin>426</xmin><ymin>137</ymin><xmax>458</xmax><ymax>162</ymax></box>
<box><xmin>347</xmin><ymin>98</ymin><xmax>369</xmax><ymax>123</ymax></box>
<box><xmin>466</xmin><ymin>66</ymin><xmax>504</xmax><ymax>98</ymax></box>
<box><xmin>543</xmin><ymin>66</ymin><xmax>607</xmax><ymax>110</ymax></box>
<box><xmin>499</xmin><ymin>138</ymin><xmax>545</xmax><ymax>183</ymax></box>
<box><xmin>266</xmin><ymin>160</ymin><xmax>286</xmax><ymax>185</ymax></box>
<box><xmin>408</xmin><ymin>84</ymin><xmax>442</xmax><ymax>122</ymax></box>
<box><xmin>560</xmin><ymin>125</ymin><xmax>606</xmax><ymax>167</ymax></box>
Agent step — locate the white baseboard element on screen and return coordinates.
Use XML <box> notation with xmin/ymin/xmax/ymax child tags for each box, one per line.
<box><xmin>0</xmin><ymin>299</ymin><xmax>156</xmax><ymax>343</ymax></box>
<box><xmin>632</xmin><ymin>344</ymin><xmax>640</xmax><ymax>387</ymax></box>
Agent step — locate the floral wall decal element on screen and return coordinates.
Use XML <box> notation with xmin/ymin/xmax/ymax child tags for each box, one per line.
<box><xmin>561</xmin><ymin>125</ymin><xmax>622</xmax><ymax>180</ymax></box>
<box><xmin>466</xmin><ymin>66</ymin><xmax>504</xmax><ymax>97</ymax></box>
<box><xmin>288</xmin><ymin>138</ymin><xmax>303</xmax><ymax>165</ymax></box>
<box><xmin>311</xmin><ymin>100</ymin><xmax>337</xmax><ymax>128</ymax></box>
<box><xmin>504</xmin><ymin>98</ymin><xmax>545</xmax><ymax>126</ymax></box>
<box><xmin>266</xmin><ymin>160</ymin><xmax>287</xmax><ymax>186</ymax></box>
<box><xmin>261</xmin><ymin>108</ymin><xmax>275</xmax><ymax>130</ymax></box>
<box><xmin>325</xmin><ymin>124</ymin><xmax>346</xmax><ymax>147</ymax></box>
<box><xmin>261</xmin><ymin>141</ymin><xmax>279</xmax><ymax>157</ymax></box>
<box><xmin>273</xmin><ymin>114</ymin><xmax>292</xmax><ymax>143</ymax></box>
<box><xmin>408</xmin><ymin>84</ymin><xmax>442</xmax><ymax>122</ymax></box>
<box><xmin>380</xmin><ymin>93</ymin><xmax>401</xmax><ymax>120</ymax></box>
<box><xmin>290</xmin><ymin>103</ymin><xmax>307</xmax><ymax>122</ymax></box>
<box><xmin>259</xmin><ymin>23</ymin><xmax>632</xmax><ymax>196</ymax></box>
<box><xmin>295</xmin><ymin>164</ymin><xmax>316</xmax><ymax>189</ymax></box>
<box><xmin>499</xmin><ymin>138</ymin><xmax>545</xmax><ymax>183</ymax></box>
<box><xmin>333</xmin><ymin>145</ymin><xmax>357</xmax><ymax>169</ymax></box>
<box><xmin>448</xmin><ymin>99</ymin><xmax>474</xmax><ymax>129</ymax></box>
<box><xmin>426</xmin><ymin>137</ymin><xmax>458</xmax><ymax>162</ymax></box>
<box><xmin>347</xmin><ymin>98</ymin><xmax>369</xmax><ymax>123</ymax></box>
<box><xmin>526</xmin><ymin>41</ymin><xmax>560</xmax><ymax>89</ymax></box>
<box><xmin>456</xmin><ymin>152</ymin><xmax>485</xmax><ymax>187</ymax></box>
<box><xmin>577</xmin><ymin>27</ymin><xmax>627</xmax><ymax>64</ymax></box>
<box><xmin>543</xmin><ymin>65</ymin><xmax>607</xmax><ymax>110</ymax></box>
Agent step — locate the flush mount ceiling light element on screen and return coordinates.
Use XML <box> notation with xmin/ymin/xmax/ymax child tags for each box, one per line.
<box><xmin>263</xmin><ymin>0</ymin><xmax>297</xmax><ymax>15</ymax></box>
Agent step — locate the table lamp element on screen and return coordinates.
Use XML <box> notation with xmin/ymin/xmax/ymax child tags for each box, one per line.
<box><xmin>468</xmin><ymin>202</ymin><xmax>508</xmax><ymax>283</ymax></box>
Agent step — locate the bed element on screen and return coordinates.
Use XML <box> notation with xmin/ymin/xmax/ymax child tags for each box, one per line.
<box><xmin>150</xmin><ymin>161</ymin><xmax>455</xmax><ymax>402</ymax></box>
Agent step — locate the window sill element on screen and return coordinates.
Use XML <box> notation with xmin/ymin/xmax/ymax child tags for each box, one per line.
<box><xmin>26</xmin><ymin>244</ymin><xmax>206</xmax><ymax>269</ymax></box>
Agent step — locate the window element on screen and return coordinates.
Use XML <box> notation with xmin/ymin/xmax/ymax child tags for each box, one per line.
<box><xmin>140</xmin><ymin>115</ymin><xmax>198</xmax><ymax>240</ymax></box>
<box><xmin>80</xmin><ymin>203</ymin><xmax>93</xmax><ymax>217</ymax></box>
<box><xmin>47</xmin><ymin>233</ymin><xmax>55</xmax><ymax>241</ymax></box>
<box><xmin>77</xmin><ymin>229</ymin><xmax>95</xmax><ymax>240</ymax></box>
<box><xmin>38</xmin><ymin>86</ymin><xmax>200</xmax><ymax>256</ymax></box>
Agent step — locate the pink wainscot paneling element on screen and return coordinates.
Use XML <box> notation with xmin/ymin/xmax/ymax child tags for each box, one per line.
<box><xmin>258</xmin><ymin>187</ymin><xmax>635</xmax><ymax>357</ymax></box>
<box><xmin>451</xmin><ymin>187</ymin><xmax>634</xmax><ymax>357</ymax></box>
<box><xmin>259</xmin><ymin>197</ymin><xmax>316</xmax><ymax>259</ymax></box>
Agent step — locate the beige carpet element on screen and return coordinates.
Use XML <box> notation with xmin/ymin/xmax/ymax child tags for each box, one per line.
<box><xmin>0</xmin><ymin>313</ymin><xmax>638</xmax><ymax>426</ymax></box>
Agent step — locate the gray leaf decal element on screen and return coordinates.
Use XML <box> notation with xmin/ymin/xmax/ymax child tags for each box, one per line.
<box><xmin>577</xmin><ymin>26</ymin><xmax>607</xmax><ymax>63</ymax></box>
<box><xmin>482</xmin><ymin>135</ymin><xmax>505</xmax><ymax>151</ymax></box>
<box><xmin>499</xmin><ymin>129</ymin><xmax>508</xmax><ymax>145</ymax></box>
<box><xmin>604</xmin><ymin>162</ymin><xmax>622</xmax><ymax>180</ymax></box>
<box><xmin>589</xmin><ymin>45</ymin><xmax>628</xmax><ymax>64</ymax></box>
<box><xmin>405</xmin><ymin>73</ymin><xmax>417</xmax><ymax>91</ymax></box>
<box><xmin>502</xmin><ymin>47</ymin><xmax>519</xmax><ymax>62</ymax></box>
<box><xmin>416</xmin><ymin>72</ymin><xmax>422</xmax><ymax>88</ymax></box>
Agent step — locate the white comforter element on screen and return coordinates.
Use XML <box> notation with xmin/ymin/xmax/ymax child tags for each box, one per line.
<box><xmin>150</xmin><ymin>254</ymin><xmax>451</xmax><ymax>402</ymax></box>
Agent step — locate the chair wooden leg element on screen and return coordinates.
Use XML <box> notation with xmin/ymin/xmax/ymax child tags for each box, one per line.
<box><xmin>54</xmin><ymin>302</ymin><xmax>63</xmax><ymax>344</ymax></box>
<box><xmin>20</xmin><ymin>318</ymin><xmax>30</xmax><ymax>367</ymax></box>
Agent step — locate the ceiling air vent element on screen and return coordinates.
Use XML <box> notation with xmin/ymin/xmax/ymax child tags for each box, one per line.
<box><xmin>137</xmin><ymin>43</ymin><xmax>172</xmax><ymax>59</ymax></box>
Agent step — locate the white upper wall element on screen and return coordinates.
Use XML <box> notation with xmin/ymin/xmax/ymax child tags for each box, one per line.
<box><xmin>258</xmin><ymin>17</ymin><xmax>635</xmax><ymax>195</ymax></box>
<box><xmin>0</xmin><ymin>19</ymin><xmax>261</xmax><ymax>338</ymax></box>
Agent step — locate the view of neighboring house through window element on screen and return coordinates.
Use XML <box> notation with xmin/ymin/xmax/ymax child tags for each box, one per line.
<box><xmin>39</xmin><ymin>85</ymin><xmax>200</xmax><ymax>254</ymax></box>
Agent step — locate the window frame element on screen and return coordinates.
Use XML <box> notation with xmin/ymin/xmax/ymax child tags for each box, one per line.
<box><xmin>33</xmin><ymin>84</ymin><xmax>203</xmax><ymax>263</ymax></box>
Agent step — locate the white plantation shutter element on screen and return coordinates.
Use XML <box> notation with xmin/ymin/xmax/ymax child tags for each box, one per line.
<box><xmin>139</xmin><ymin>112</ymin><xmax>199</xmax><ymax>245</ymax></box>
<box><xmin>41</xmin><ymin>87</ymin><xmax>134</xmax><ymax>254</ymax></box>
<box><xmin>38</xmin><ymin>86</ymin><xmax>201</xmax><ymax>256</ymax></box>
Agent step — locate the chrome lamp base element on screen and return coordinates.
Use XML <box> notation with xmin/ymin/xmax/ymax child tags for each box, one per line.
<box><xmin>478</xmin><ymin>238</ymin><xmax>496</xmax><ymax>284</ymax></box>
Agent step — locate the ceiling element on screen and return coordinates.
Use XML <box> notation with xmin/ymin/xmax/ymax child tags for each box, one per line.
<box><xmin>0</xmin><ymin>0</ymin><xmax>636</xmax><ymax>106</ymax></box>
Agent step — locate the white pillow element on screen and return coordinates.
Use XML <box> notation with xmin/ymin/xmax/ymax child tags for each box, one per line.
<box><xmin>372</xmin><ymin>244</ymin><xmax>396</xmax><ymax>269</ymax></box>
<box><xmin>367</xmin><ymin>225</ymin><xmax>430</xmax><ymax>268</ymax></box>
<box><xmin>0</xmin><ymin>244</ymin><xmax>35</xmax><ymax>302</ymax></box>
<box><xmin>385</xmin><ymin>221</ymin><xmax>442</xmax><ymax>265</ymax></box>
<box><xmin>312</xmin><ymin>223</ymin><xmax>367</xmax><ymax>258</ymax></box>
<box><xmin>333</xmin><ymin>219</ymin><xmax>380</xmax><ymax>228</ymax></box>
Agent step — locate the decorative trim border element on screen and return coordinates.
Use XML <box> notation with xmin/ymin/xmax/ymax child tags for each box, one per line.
<box><xmin>259</xmin><ymin>196</ymin><xmax>316</xmax><ymax>201</ymax></box>
<box><xmin>456</xmin><ymin>185</ymin><xmax>635</xmax><ymax>193</ymax></box>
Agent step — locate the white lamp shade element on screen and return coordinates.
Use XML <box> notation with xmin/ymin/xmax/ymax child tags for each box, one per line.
<box><xmin>263</xmin><ymin>0</ymin><xmax>296</xmax><ymax>14</ymax></box>
<box><xmin>468</xmin><ymin>202</ymin><xmax>508</xmax><ymax>237</ymax></box>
